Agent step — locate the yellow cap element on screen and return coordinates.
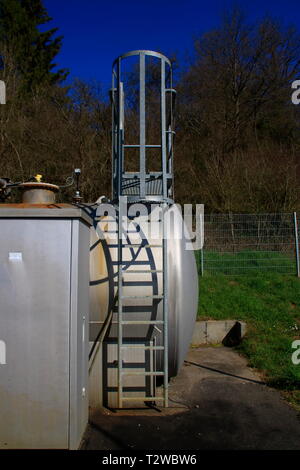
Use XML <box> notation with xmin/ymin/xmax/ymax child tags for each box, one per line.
<box><xmin>35</xmin><ymin>174</ymin><xmax>43</xmax><ymax>182</ymax></box>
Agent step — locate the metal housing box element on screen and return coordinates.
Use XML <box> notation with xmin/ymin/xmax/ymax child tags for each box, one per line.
<box><xmin>0</xmin><ymin>206</ymin><xmax>91</xmax><ymax>449</ymax></box>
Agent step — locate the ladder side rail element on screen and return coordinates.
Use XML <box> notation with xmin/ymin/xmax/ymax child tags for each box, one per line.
<box><xmin>117</xmin><ymin>201</ymin><xmax>123</xmax><ymax>408</ymax></box>
<box><xmin>162</xmin><ymin>203</ymin><xmax>169</xmax><ymax>406</ymax></box>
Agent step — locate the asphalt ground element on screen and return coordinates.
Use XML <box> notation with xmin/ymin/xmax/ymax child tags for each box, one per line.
<box><xmin>83</xmin><ymin>347</ymin><xmax>300</xmax><ymax>450</ymax></box>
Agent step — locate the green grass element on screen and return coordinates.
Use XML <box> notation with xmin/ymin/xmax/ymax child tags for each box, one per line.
<box><xmin>197</xmin><ymin>250</ymin><xmax>296</xmax><ymax>276</ymax></box>
<box><xmin>198</xmin><ymin>269</ymin><xmax>300</xmax><ymax>394</ymax></box>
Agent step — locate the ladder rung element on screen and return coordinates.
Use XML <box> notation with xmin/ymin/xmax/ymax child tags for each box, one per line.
<box><xmin>121</xmin><ymin>345</ymin><xmax>164</xmax><ymax>350</ymax></box>
<box><xmin>113</xmin><ymin>306</ymin><xmax>153</xmax><ymax>313</ymax></box>
<box><xmin>121</xmin><ymin>295</ymin><xmax>163</xmax><ymax>299</ymax></box>
<box><xmin>121</xmin><ymin>371</ymin><xmax>164</xmax><ymax>376</ymax></box>
<box><xmin>121</xmin><ymin>320</ymin><xmax>164</xmax><ymax>325</ymax></box>
<box><xmin>121</xmin><ymin>396</ymin><xmax>164</xmax><ymax>401</ymax></box>
<box><xmin>113</xmin><ymin>261</ymin><xmax>151</xmax><ymax>266</ymax></box>
<box><xmin>113</xmin><ymin>311</ymin><xmax>152</xmax><ymax>315</ymax></box>
<box><xmin>123</xmin><ymin>270</ymin><xmax>162</xmax><ymax>274</ymax></box>
<box><xmin>123</xmin><ymin>144</ymin><xmax>162</xmax><ymax>148</ymax></box>
<box><xmin>106</xmin><ymin>231</ymin><xmax>137</xmax><ymax>235</ymax></box>
<box><xmin>122</xmin><ymin>244</ymin><xmax>163</xmax><ymax>248</ymax></box>
<box><xmin>114</xmin><ymin>281</ymin><xmax>153</xmax><ymax>287</ymax></box>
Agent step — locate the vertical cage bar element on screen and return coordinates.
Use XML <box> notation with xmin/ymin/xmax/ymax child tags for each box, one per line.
<box><xmin>170</xmin><ymin>84</ymin><xmax>175</xmax><ymax>196</ymax></box>
<box><xmin>120</xmin><ymin>82</ymin><xmax>125</xmax><ymax>175</ymax></box>
<box><xmin>168</xmin><ymin>65</ymin><xmax>174</xmax><ymax>177</ymax></box>
<box><xmin>294</xmin><ymin>212</ymin><xmax>300</xmax><ymax>278</ymax></box>
<box><xmin>161</xmin><ymin>60</ymin><xmax>167</xmax><ymax>199</ymax></box>
<box><xmin>117</xmin><ymin>58</ymin><xmax>122</xmax><ymax>198</ymax></box>
<box><xmin>139</xmin><ymin>53</ymin><xmax>146</xmax><ymax>198</ymax></box>
<box><xmin>111</xmin><ymin>70</ymin><xmax>115</xmax><ymax>200</ymax></box>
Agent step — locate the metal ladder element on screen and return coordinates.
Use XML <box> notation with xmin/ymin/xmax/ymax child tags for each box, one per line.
<box><xmin>116</xmin><ymin>201</ymin><xmax>169</xmax><ymax>408</ymax></box>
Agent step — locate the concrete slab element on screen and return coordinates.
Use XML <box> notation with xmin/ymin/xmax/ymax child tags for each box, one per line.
<box><xmin>83</xmin><ymin>347</ymin><xmax>300</xmax><ymax>450</ymax></box>
<box><xmin>207</xmin><ymin>320</ymin><xmax>229</xmax><ymax>343</ymax></box>
<box><xmin>192</xmin><ymin>320</ymin><xmax>247</xmax><ymax>345</ymax></box>
<box><xmin>192</xmin><ymin>320</ymin><xmax>207</xmax><ymax>344</ymax></box>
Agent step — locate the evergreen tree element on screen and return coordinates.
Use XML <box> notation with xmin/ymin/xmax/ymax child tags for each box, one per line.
<box><xmin>0</xmin><ymin>0</ymin><xmax>68</xmax><ymax>90</ymax></box>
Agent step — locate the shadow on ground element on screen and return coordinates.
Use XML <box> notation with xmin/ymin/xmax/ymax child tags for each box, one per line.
<box><xmin>83</xmin><ymin>347</ymin><xmax>300</xmax><ymax>450</ymax></box>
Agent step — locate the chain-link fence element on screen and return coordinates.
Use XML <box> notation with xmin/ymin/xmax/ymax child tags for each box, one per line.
<box><xmin>198</xmin><ymin>212</ymin><xmax>299</xmax><ymax>276</ymax></box>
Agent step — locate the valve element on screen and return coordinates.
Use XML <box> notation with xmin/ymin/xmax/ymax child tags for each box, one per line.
<box><xmin>73</xmin><ymin>168</ymin><xmax>82</xmax><ymax>204</ymax></box>
<box><xmin>0</xmin><ymin>178</ymin><xmax>11</xmax><ymax>202</ymax></box>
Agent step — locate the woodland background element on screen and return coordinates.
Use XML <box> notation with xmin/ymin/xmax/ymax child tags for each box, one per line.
<box><xmin>0</xmin><ymin>0</ymin><xmax>300</xmax><ymax>212</ymax></box>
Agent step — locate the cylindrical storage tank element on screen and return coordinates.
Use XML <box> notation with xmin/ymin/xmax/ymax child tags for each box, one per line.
<box><xmin>88</xmin><ymin>202</ymin><xmax>198</xmax><ymax>407</ymax></box>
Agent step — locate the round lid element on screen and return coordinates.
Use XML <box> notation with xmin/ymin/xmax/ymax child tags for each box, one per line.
<box><xmin>19</xmin><ymin>182</ymin><xmax>59</xmax><ymax>192</ymax></box>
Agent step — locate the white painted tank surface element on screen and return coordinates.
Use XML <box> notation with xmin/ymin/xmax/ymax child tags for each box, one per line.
<box><xmin>88</xmin><ymin>202</ymin><xmax>198</xmax><ymax>378</ymax></box>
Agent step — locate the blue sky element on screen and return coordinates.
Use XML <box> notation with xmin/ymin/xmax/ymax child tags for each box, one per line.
<box><xmin>43</xmin><ymin>0</ymin><xmax>300</xmax><ymax>87</ymax></box>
